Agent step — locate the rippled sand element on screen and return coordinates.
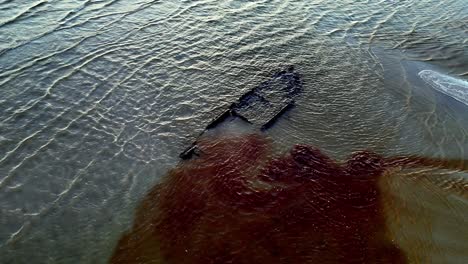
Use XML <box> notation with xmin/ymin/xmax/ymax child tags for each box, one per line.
<box><xmin>0</xmin><ymin>0</ymin><xmax>467</xmax><ymax>263</ymax></box>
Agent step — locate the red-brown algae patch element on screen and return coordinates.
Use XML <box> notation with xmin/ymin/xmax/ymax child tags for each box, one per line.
<box><xmin>111</xmin><ymin>134</ymin><xmax>409</xmax><ymax>263</ymax></box>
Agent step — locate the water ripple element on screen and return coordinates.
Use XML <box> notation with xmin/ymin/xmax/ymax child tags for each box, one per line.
<box><xmin>0</xmin><ymin>0</ymin><xmax>467</xmax><ymax>263</ymax></box>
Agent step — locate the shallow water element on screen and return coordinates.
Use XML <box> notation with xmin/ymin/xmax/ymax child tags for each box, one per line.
<box><xmin>0</xmin><ymin>0</ymin><xmax>467</xmax><ymax>263</ymax></box>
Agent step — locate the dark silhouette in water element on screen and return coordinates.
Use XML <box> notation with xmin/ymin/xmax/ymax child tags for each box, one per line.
<box><xmin>110</xmin><ymin>134</ymin><xmax>467</xmax><ymax>264</ymax></box>
<box><xmin>180</xmin><ymin>66</ymin><xmax>302</xmax><ymax>160</ymax></box>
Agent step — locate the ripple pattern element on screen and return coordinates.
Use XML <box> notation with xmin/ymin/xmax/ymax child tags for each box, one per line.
<box><xmin>0</xmin><ymin>0</ymin><xmax>467</xmax><ymax>263</ymax></box>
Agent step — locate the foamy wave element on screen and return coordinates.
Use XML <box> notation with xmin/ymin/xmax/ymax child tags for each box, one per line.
<box><xmin>419</xmin><ymin>70</ymin><xmax>468</xmax><ymax>106</ymax></box>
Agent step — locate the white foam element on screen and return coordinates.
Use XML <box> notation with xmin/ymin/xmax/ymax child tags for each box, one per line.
<box><xmin>418</xmin><ymin>70</ymin><xmax>468</xmax><ymax>106</ymax></box>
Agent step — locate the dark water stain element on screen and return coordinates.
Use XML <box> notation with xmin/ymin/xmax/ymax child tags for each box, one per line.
<box><xmin>110</xmin><ymin>134</ymin><xmax>467</xmax><ymax>264</ymax></box>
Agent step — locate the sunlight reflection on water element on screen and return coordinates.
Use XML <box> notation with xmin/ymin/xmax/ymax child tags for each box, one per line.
<box><xmin>0</xmin><ymin>0</ymin><xmax>466</xmax><ymax>263</ymax></box>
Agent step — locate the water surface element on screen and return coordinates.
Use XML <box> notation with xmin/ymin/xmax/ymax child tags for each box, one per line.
<box><xmin>0</xmin><ymin>0</ymin><xmax>467</xmax><ymax>263</ymax></box>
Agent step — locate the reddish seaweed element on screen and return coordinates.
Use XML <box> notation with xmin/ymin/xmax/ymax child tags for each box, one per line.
<box><xmin>110</xmin><ymin>134</ymin><xmax>467</xmax><ymax>264</ymax></box>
